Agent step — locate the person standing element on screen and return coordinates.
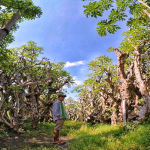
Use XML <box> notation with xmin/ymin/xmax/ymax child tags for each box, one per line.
<box><xmin>52</xmin><ymin>94</ymin><xmax>67</xmax><ymax>145</ymax></box>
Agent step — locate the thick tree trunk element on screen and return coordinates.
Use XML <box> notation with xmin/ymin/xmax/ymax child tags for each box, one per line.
<box><xmin>114</xmin><ymin>49</ymin><xmax>130</xmax><ymax>123</ymax></box>
<box><xmin>105</xmin><ymin>72</ymin><xmax>119</xmax><ymax>125</ymax></box>
<box><xmin>29</xmin><ymin>86</ymin><xmax>40</xmax><ymax>129</ymax></box>
<box><xmin>134</xmin><ymin>54</ymin><xmax>150</xmax><ymax>121</ymax></box>
<box><xmin>0</xmin><ymin>12</ymin><xmax>20</xmax><ymax>42</ymax></box>
<box><xmin>40</xmin><ymin>103</ymin><xmax>53</xmax><ymax>122</ymax></box>
<box><xmin>111</xmin><ymin>102</ymin><xmax>117</xmax><ymax>125</ymax></box>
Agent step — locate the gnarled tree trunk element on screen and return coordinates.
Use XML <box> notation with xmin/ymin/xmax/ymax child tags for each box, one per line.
<box><xmin>29</xmin><ymin>86</ymin><xmax>40</xmax><ymax>129</ymax></box>
<box><xmin>134</xmin><ymin>51</ymin><xmax>150</xmax><ymax>121</ymax></box>
<box><xmin>114</xmin><ymin>49</ymin><xmax>134</xmax><ymax>123</ymax></box>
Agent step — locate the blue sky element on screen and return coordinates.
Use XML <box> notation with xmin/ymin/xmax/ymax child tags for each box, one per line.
<box><xmin>9</xmin><ymin>0</ymin><xmax>128</xmax><ymax>99</ymax></box>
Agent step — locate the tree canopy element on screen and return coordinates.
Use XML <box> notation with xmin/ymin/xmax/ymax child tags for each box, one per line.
<box><xmin>0</xmin><ymin>0</ymin><xmax>42</xmax><ymax>68</ymax></box>
<box><xmin>84</xmin><ymin>0</ymin><xmax>150</xmax><ymax>36</ymax></box>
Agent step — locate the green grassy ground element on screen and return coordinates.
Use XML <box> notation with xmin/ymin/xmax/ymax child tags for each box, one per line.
<box><xmin>65</xmin><ymin>121</ymin><xmax>150</xmax><ymax>150</ymax></box>
<box><xmin>0</xmin><ymin>120</ymin><xmax>150</xmax><ymax>150</ymax></box>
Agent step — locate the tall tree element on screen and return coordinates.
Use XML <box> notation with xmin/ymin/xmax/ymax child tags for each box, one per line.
<box><xmin>0</xmin><ymin>0</ymin><xmax>42</xmax><ymax>42</ymax></box>
<box><xmin>0</xmin><ymin>0</ymin><xmax>42</xmax><ymax>69</ymax></box>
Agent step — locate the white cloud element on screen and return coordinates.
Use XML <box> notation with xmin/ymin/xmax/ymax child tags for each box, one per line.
<box><xmin>64</xmin><ymin>61</ymin><xmax>85</xmax><ymax>68</ymax></box>
<box><xmin>73</xmin><ymin>76</ymin><xmax>82</xmax><ymax>85</ymax></box>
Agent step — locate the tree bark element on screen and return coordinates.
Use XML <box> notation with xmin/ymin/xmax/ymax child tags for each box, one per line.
<box><xmin>122</xmin><ymin>100</ymin><xmax>126</xmax><ymax>122</ymax></box>
<box><xmin>29</xmin><ymin>86</ymin><xmax>40</xmax><ymax>129</ymax></box>
<box><xmin>111</xmin><ymin>102</ymin><xmax>117</xmax><ymax>125</ymax></box>
<box><xmin>138</xmin><ymin>0</ymin><xmax>150</xmax><ymax>10</ymax></box>
<box><xmin>0</xmin><ymin>12</ymin><xmax>20</xmax><ymax>42</ymax></box>
<box><xmin>134</xmin><ymin>53</ymin><xmax>150</xmax><ymax>121</ymax></box>
<box><xmin>114</xmin><ymin>49</ymin><xmax>131</xmax><ymax>123</ymax></box>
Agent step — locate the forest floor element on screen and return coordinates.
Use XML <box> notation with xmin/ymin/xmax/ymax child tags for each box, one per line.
<box><xmin>0</xmin><ymin>132</ymin><xmax>71</xmax><ymax>150</ymax></box>
<box><xmin>0</xmin><ymin>121</ymin><xmax>73</xmax><ymax>150</ymax></box>
<box><xmin>0</xmin><ymin>120</ymin><xmax>150</xmax><ymax>150</ymax></box>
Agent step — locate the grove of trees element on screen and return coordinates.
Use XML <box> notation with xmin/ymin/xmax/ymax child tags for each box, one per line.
<box><xmin>0</xmin><ymin>0</ymin><xmax>150</xmax><ymax>133</ymax></box>
<box><xmin>69</xmin><ymin>0</ymin><xmax>150</xmax><ymax>125</ymax></box>
<box><xmin>0</xmin><ymin>0</ymin><xmax>74</xmax><ymax>131</ymax></box>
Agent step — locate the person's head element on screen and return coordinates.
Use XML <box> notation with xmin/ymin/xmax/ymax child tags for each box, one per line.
<box><xmin>58</xmin><ymin>94</ymin><xmax>66</xmax><ymax>101</ymax></box>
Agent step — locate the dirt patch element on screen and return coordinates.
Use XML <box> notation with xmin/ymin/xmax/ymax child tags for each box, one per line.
<box><xmin>0</xmin><ymin>133</ymin><xmax>73</xmax><ymax>150</ymax></box>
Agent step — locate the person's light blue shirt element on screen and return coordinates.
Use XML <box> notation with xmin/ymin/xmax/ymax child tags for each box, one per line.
<box><xmin>52</xmin><ymin>100</ymin><xmax>68</xmax><ymax>122</ymax></box>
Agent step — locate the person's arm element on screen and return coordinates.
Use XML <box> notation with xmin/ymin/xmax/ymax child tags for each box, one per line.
<box><xmin>52</xmin><ymin>102</ymin><xmax>61</xmax><ymax>118</ymax></box>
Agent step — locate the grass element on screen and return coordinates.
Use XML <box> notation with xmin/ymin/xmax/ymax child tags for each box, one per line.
<box><xmin>23</xmin><ymin>121</ymin><xmax>55</xmax><ymax>137</ymax></box>
<box><xmin>65</xmin><ymin>121</ymin><xmax>150</xmax><ymax>150</ymax></box>
<box><xmin>0</xmin><ymin>120</ymin><xmax>150</xmax><ymax>150</ymax></box>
